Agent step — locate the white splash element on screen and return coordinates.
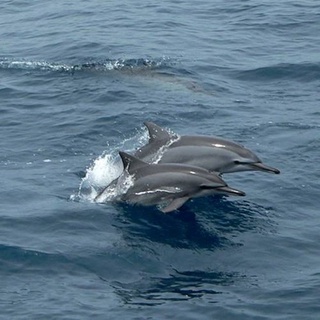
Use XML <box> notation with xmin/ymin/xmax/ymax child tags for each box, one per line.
<box><xmin>95</xmin><ymin>171</ymin><xmax>135</xmax><ymax>203</ymax></box>
<box><xmin>73</xmin><ymin>128</ymin><xmax>148</xmax><ymax>203</ymax></box>
<box><xmin>76</xmin><ymin>153</ymin><xmax>123</xmax><ymax>202</ymax></box>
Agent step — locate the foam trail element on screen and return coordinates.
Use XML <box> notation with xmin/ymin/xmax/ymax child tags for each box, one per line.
<box><xmin>0</xmin><ymin>57</ymin><xmax>171</xmax><ymax>73</ymax></box>
<box><xmin>0</xmin><ymin>58</ymin><xmax>73</xmax><ymax>72</ymax></box>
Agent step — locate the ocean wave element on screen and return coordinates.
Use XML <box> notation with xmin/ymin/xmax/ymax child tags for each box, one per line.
<box><xmin>233</xmin><ymin>62</ymin><xmax>320</xmax><ymax>82</ymax></box>
<box><xmin>0</xmin><ymin>244</ymin><xmax>69</xmax><ymax>274</ymax></box>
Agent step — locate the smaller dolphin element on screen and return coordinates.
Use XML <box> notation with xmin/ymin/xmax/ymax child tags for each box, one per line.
<box><xmin>135</xmin><ymin>122</ymin><xmax>280</xmax><ymax>175</ymax></box>
<box><xmin>103</xmin><ymin>151</ymin><xmax>245</xmax><ymax>213</ymax></box>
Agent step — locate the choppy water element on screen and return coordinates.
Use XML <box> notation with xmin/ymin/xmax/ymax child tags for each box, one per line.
<box><xmin>1</xmin><ymin>1</ymin><xmax>320</xmax><ymax>319</ymax></box>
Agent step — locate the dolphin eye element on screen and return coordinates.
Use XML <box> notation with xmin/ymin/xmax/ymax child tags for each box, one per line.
<box><xmin>234</xmin><ymin>160</ymin><xmax>241</xmax><ymax>165</ymax></box>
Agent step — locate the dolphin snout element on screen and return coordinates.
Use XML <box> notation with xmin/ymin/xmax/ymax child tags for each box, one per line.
<box><xmin>215</xmin><ymin>186</ymin><xmax>246</xmax><ymax>197</ymax></box>
<box><xmin>251</xmin><ymin>162</ymin><xmax>280</xmax><ymax>174</ymax></box>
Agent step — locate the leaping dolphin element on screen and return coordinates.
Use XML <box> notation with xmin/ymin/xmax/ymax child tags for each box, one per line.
<box><xmin>96</xmin><ymin>151</ymin><xmax>245</xmax><ymax>213</ymax></box>
<box><xmin>135</xmin><ymin>122</ymin><xmax>280</xmax><ymax>175</ymax></box>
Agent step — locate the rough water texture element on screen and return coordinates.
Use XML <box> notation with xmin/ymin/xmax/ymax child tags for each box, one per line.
<box><xmin>1</xmin><ymin>1</ymin><xmax>320</xmax><ymax>319</ymax></box>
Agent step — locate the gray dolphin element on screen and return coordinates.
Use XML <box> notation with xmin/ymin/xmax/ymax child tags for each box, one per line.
<box><xmin>99</xmin><ymin>151</ymin><xmax>245</xmax><ymax>213</ymax></box>
<box><xmin>135</xmin><ymin>122</ymin><xmax>280</xmax><ymax>174</ymax></box>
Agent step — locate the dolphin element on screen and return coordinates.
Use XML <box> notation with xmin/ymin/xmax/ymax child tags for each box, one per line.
<box><xmin>96</xmin><ymin>151</ymin><xmax>246</xmax><ymax>213</ymax></box>
<box><xmin>135</xmin><ymin>122</ymin><xmax>280</xmax><ymax>175</ymax></box>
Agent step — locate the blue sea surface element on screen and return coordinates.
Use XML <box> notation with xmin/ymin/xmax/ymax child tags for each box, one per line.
<box><xmin>1</xmin><ymin>1</ymin><xmax>320</xmax><ymax>319</ymax></box>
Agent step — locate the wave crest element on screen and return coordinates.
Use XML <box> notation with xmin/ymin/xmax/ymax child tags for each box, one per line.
<box><xmin>0</xmin><ymin>56</ymin><xmax>171</xmax><ymax>73</ymax></box>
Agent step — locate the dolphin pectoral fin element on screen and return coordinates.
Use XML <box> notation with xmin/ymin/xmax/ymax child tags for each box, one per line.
<box><xmin>161</xmin><ymin>196</ymin><xmax>190</xmax><ymax>213</ymax></box>
<box><xmin>144</xmin><ymin>122</ymin><xmax>172</xmax><ymax>142</ymax></box>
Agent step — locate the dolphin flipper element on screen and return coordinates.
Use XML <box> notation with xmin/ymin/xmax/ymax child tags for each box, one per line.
<box><xmin>161</xmin><ymin>196</ymin><xmax>190</xmax><ymax>213</ymax></box>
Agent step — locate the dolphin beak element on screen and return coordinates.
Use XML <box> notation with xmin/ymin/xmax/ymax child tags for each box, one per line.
<box><xmin>251</xmin><ymin>162</ymin><xmax>280</xmax><ymax>174</ymax></box>
<box><xmin>215</xmin><ymin>186</ymin><xmax>246</xmax><ymax>197</ymax></box>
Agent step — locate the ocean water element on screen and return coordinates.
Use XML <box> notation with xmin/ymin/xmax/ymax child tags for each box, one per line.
<box><xmin>1</xmin><ymin>1</ymin><xmax>320</xmax><ymax>319</ymax></box>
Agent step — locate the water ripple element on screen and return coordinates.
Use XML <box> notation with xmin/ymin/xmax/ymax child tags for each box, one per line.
<box><xmin>233</xmin><ymin>62</ymin><xmax>320</xmax><ymax>82</ymax></box>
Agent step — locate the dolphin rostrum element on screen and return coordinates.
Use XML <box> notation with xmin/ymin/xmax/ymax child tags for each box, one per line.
<box><xmin>135</xmin><ymin>122</ymin><xmax>280</xmax><ymax>175</ymax></box>
<box><xmin>98</xmin><ymin>151</ymin><xmax>245</xmax><ymax>213</ymax></box>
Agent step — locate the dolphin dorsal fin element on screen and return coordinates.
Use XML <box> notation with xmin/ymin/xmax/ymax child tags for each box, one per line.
<box><xmin>144</xmin><ymin>122</ymin><xmax>171</xmax><ymax>142</ymax></box>
<box><xmin>119</xmin><ymin>151</ymin><xmax>147</xmax><ymax>173</ymax></box>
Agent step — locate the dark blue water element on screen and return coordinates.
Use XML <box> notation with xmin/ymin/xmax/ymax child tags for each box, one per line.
<box><xmin>1</xmin><ymin>1</ymin><xmax>320</xmax><ymax>319</ymax></box>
